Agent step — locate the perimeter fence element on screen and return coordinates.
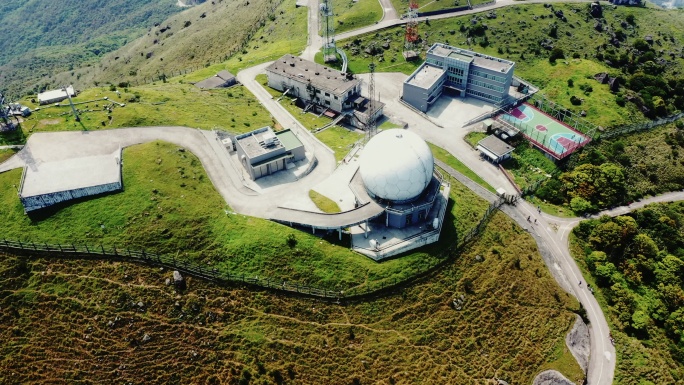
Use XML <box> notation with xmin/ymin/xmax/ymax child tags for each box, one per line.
<box><xmin>0</xmin><ymin>197</ymin><xmax>506</xmax><ymax>301</ymax></box>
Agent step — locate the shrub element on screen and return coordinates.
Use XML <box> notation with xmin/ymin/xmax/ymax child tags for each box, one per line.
<box><xmin>570</xmin><ymin>95</ymin><xmax>582</xmax><ymax>105</ymax></box>
<box><xmin>567</xmin><ymin>79</ymin><xmax>574</xmax><ymax>87</ymax></box>
<box><xmin>570</xmin><ymin>196</ymin><xmax>592</xmax><ymax>213</ymax></box>
<box><xmin>549</xmin><ymin>47</ymin><xmax>565</xmax><ymax>63</ymax></box>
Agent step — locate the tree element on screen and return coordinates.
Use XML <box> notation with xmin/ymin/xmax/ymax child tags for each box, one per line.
<box><xmin>626</xmin><ymin>14</ymin><xmax>636</xmax><ymax>25</ymax></box>
<box><xmin>631</xmin><ymin>310</ymin><xmax>651</xmax><ymax>331</ymax></box>
<box><xmin>570</xmin><ymin>196</ymin><xmax>592</xmax><ymax>213</ymax></box>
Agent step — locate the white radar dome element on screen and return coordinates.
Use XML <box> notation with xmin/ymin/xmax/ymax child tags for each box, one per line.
<box><xmin>359</xmin><ymin>129</ymin><xmax>434</xmax><ymax>203</ymax></box>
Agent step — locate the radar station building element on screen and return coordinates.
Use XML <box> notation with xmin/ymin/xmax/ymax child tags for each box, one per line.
<box><xmin>265</xmin><ymin>54</ymin><xmax>384</xmax><ymax>129</ymax></box>
<box><xmin>403</xmin><ymin>43</ymin><xmax>515</xmax><ymax>112</ymax></box>
<box><xmin>234</xmin><ymin>126</ymin><xmax>305</xmax><ymax>180</ymax></box>
<box><xmin>359</xmin><ymin>129</ymin><xmax>445</xmax><ymax>229</ymax></box>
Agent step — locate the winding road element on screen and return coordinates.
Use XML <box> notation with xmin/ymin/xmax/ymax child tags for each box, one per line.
<box><xmin>0</xmin><ymin>0</ymin><xmax>676</xmax><ymax>384</ymax></box>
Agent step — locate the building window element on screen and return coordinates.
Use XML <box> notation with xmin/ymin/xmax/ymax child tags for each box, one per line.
<box><xmin>334</xmin><ymin>95</ymin><xmax>338</xmax><ymax>100</ymax></box>
<box><xmin>325</xmin><ymin>92</ymin><xmax>330</xmax><ymax>97</ymax></box>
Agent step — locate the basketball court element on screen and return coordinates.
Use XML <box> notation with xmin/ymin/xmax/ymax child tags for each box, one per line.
<box><xmin>498</xmin><ymin>103</ymin><xmax>590</xmax><ymax>159</ymax></box>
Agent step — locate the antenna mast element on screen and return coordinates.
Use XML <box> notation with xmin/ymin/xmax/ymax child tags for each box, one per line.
<box><xmin>403</xmin><ymin>0</ymin><xmax>420</xmax><ymax>61</ymax></box>
<box><xmin>320</xmin><ymin>0</ymin><xmax>337</xmax><ymax>63</ymax></box>
<box><xmin>367</xmin><ymin>60</ymin><xmax>377</xmax><ymax>139</ymax></box>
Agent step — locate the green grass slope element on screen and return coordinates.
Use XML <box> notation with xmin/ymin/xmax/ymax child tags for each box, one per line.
<box><xmin>0</xmin><ymin>208</ymin><xmax>582</xmax><ymax>384</ymax></box>
<box><xmin>53</xmin><ymin>0</ymin><xmax>282</xmax><ymax>91</ymax></box>
<box><xmin>340</xmin><ymin>3</ymin><xmax>684</xmax><ymax>128</ymax></box>
<box><xmin>0</xmin><ymin>0</ymin><xmax>183</xmax><ymax>97</ymax></box>
<box><xmin>0</xmin><ymin>140</ymin><xmax>490</xmax><ymax>292</ymax></box>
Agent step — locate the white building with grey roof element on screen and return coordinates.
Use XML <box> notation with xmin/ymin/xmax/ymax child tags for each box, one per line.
<box><xmin>403</xmin><ymin>43</ymin><xmax>515</xmax><ymax>112</ymax></box>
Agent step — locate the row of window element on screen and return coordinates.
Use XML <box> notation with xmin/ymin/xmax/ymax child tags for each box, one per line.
<box><xmin>446</xmin><ymin>74</ymin><xmax>464</xmax><ymax>85</ymax></box>
<box><xmin>447</xmin><ymin>67</ymin><xmax>465</xmax><ymax>77</ymax></box>
<box><xmin>470</xmin><ymin>69</ymin><xmax>507</xmax><ymax>83</ymax></box>
<box><xmin>466</xmin><ymin>89</ymin><xmax>502</xmax><ymax>102</ymax></box>
<box><xmin>467</xmin><ymin>78</ymin><xmax>504</xmax><ymax>93</ymax></box>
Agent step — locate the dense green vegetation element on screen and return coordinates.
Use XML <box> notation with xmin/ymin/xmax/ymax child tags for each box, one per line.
<box><xmin>0</xmin><ymin>208</ymin><xmax>582</xmax><ymax>384</ymax></box>
<box><xmin>0</xmin><ymin>0</ymin><xmax>182</xmax><ymax>97</ymax></box>
<box><xmin>572</xmin><ymin>202</ymin><xmax>684</xmax><ymax>384</ymax></box>
<box><xmin>536</xmin><ymin>122</ymin><xmax>684</xmax><ymax>213</ymax></box>
<box><xmin>0</xmin><ymin>141</ymin><xmax>491</xmax><ymax>292</ymax></box>
<box><xmin>341</xmin><ymin>3</ymin><xmax>684</xmax><ymax>128</ymax></box>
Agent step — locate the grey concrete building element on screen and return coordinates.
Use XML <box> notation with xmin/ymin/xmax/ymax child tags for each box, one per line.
<box><xmin>234</xmin><ymin>126</ymin><xmax>305</xmax><ymax>180</ymax></box>
<box><xmin>403</xmin><ymin>43</ymin><xmax>515</xmax><ymax>112</ymax></box>
<box><xmin>194</xmin><ymin>70</ymin><xmax>237</xmax><ymax>89</ymax></box>
<box><xmin>265</xmin><ymin>54</ymin><xmax>383</xmax><ymax>129</ymax></box>
<box><xmin>476</xmin><ymin>135</ymin><xmax>514</xmax><ymax>163</ymax></box>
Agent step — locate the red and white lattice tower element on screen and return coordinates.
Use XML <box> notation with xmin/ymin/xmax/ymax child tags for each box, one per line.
<box><xmin>403</xmin><ymin>0</ymin><xmax>420</xmax><ymax>61</ymax></box>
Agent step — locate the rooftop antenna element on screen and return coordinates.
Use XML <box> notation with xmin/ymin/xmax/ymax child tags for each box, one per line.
<box><xmin>403</xmin><ymin>0</ymin><xmax>420</xmax><ymax>61</ymax></box>
<box><xmin>320</xmin><ymin>0</ymin><xmax>338</xmax><ymax>63</ymax></box>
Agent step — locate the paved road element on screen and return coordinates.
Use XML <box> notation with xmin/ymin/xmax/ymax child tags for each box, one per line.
<box><xmin>284</xmin><ymin>1</ymin><xmax>621</xmax><ymax>384</ymax></box>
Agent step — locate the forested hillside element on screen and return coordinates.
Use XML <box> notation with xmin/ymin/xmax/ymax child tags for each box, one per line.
<box><xmin>572</xmin><ymin>202</ymin><xmax>684</xmax><ymax>384</ymax></box>
<box><xmin>0</xmin><ymin>0</ymin><xmax>182</xmax><ymax>97</ymax></box>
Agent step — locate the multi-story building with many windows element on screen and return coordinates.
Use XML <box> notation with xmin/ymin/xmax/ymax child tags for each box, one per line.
<box><xmin>402</xmin><ymin>43</ymin><xmax>515</xmax><ymax>112</ymax></box>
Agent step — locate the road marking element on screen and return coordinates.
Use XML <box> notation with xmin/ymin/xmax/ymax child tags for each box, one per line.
<box><xmin>604</xmin><ymin>351</ymin><xmax>612</xmax><ymax>361</ymax></box>
<box><xmin>553</xmin><ymin>263</ymin><xmax>561</xmax><ymax>271</ymax></box>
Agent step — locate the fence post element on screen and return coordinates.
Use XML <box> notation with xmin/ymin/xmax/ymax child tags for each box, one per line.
<box><xmin>59</xmin><ymin>243</ymin><xmax>63</xmax><ymax>252</ymax></box>
<box><xmin>85</xmin><ymin>245</ymin><xmax>89</xmax><ymax>253</ymax></box>
<box><xmin>101</xmin><ymin>244</ymin><xmax>105</xmax><ymax>255</ymax></box>
<box><xmin>45</xmin><ymin>243</ymin><xmax>49</xmax><ymax>251</ymax></box>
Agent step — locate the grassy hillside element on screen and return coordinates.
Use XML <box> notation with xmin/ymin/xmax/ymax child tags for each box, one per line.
<box><xmin>0</xmin><ymin>140</ymin><xmax>492</xmax><ymax>292</ymax></box>
<box><xmin>571</xmin><ymin>202</ymin><xmax>684</xmax><ymax>385</ymax></box>
<box><xmin>339</xmin><ymin>3</ymin><xmax>684</xmax><ymax>128</ymax></box>
<box><xmin>51</xmin><ymin>0</ymin><xmax>285</xmax><ymax>91</ymax></box>
<box><xmin>0</xmin><ymin>83</ymin><xmax>273</xmax><ymax>146</ymax></box>
<box><xmin>0</xmin><ymin>207</ymin><xmax>582</xmax><ymax>384</ymax></box>
<box><xmin>0</xmin><ymin>0</ymin><xmax>183</xmax><ymax>98</ymax></box>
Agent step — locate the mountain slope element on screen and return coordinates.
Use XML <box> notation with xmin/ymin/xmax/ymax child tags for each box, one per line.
<box><xmin>0</xmin><ymin>0</ymin><xmax>184</xmax><ymax>97</ymax></box>
<box><xmin>53</xmin><ymin>0</ymin><xmax>282</xmax><ymax>89</ymax></box>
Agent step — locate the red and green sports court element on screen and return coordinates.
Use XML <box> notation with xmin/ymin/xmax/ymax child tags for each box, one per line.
<box><xmin>498</xmin><ymin>103</ymin><xmax>591</xmax><ymax>160</ymax></box>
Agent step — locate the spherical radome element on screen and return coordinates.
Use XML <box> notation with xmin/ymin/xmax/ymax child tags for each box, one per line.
<box><xmin>359</xmin><ymin>129</ymin><xmax>434</xmax><ymax>203</ymax></box>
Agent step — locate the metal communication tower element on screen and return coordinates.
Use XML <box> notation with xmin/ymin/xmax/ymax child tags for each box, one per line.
<box><xmin>320</xmin><ymin>0</ymin><xmax>337</xmax><ymax>63</ymax></box>
<box><xmin>403</xmin><ymin>0</ymin><xmax>420</xmax><ymax>61</ymax></box>
<box><xmin>366</xmin><ymin>61</ymin><xmax>377</xmax><ymax>138</ymax></box>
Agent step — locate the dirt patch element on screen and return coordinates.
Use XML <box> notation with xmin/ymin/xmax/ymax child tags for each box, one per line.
<box><xmin>533</xmin><ymin>370</ymin><xmax>575</xmax><ymax>385</ymax></box>
<box><xmin>39</xmin><ymin>119</ymin><xmax>61</xmax><ymax>126</ymax></box>
<box><xmin>566</xmin><ymin>315</ymin><xmax>590</xmax><ymax>374</ymax></box>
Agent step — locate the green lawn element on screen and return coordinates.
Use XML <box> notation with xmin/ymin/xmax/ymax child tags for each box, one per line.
<box><xmin>328</xmin><ymin>0</ymin><xmax>383</xmax><ymax>35</ymax></box>
<box><xmin>15</xmin><ymin>83</ymin><xmax>272</xmax><ymax>138</ymax></box>
<box><xmin>0</xmin><ymin>148</ymin><xmax>19</xmax><ymax>163</ymax></box>
<box><xmin>0</xmin><ymin>140</ymin><xmax>490</xmax><ymax>292</ymax></box>
<box><xmin>429</xmin><ymin>142</ymin><xmax>497</xmax><ymax>194</ymax></box>
<box><xmin>464</xmin><ymin>131</ymin><xmax>488</xmax><ymax>148</ymax></box>
<box><xmin>309</xmin><ymin>190</ymin><xmax>342</xmax><ymax>213</ymax></box>
<box><xmin>314</xmin><ymin>126</ymin><xmax>364</xmax><ymax>162</ymax></box>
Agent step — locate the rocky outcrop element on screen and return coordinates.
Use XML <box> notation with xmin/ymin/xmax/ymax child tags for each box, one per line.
<box><xmin>532</xmin><ymin>370</ymin><xmax>575</xmax><ymax>385</ymax></box>
<box><xmin>566</xmin><ymin>315</ymin><xmax>590</xmax><ymax>373</ymax></box>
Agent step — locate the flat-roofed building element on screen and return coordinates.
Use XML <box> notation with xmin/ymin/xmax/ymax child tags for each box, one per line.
<box><xmin>402</xmin><ymin>63</ymin><xmax>447</xmax><ymax>112</ymax></box>
<box><xmin>235</xmin><ymin>126</ymin><xmax>305</xmax><ymax>180</ymax></box>
<box><xmin>37</xmin><ymin>85</ymin><xmax>77</xmax><ymax>105</ymax></box>
<box><xmin>476</xmin><ymin>134</ymin><xmax>515</xmax><ymax>163</ymax></box>
<box><xmin>403</xmin><ymin>43</ymin><xmax>515</xmax><ymax>112</ymax></box>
